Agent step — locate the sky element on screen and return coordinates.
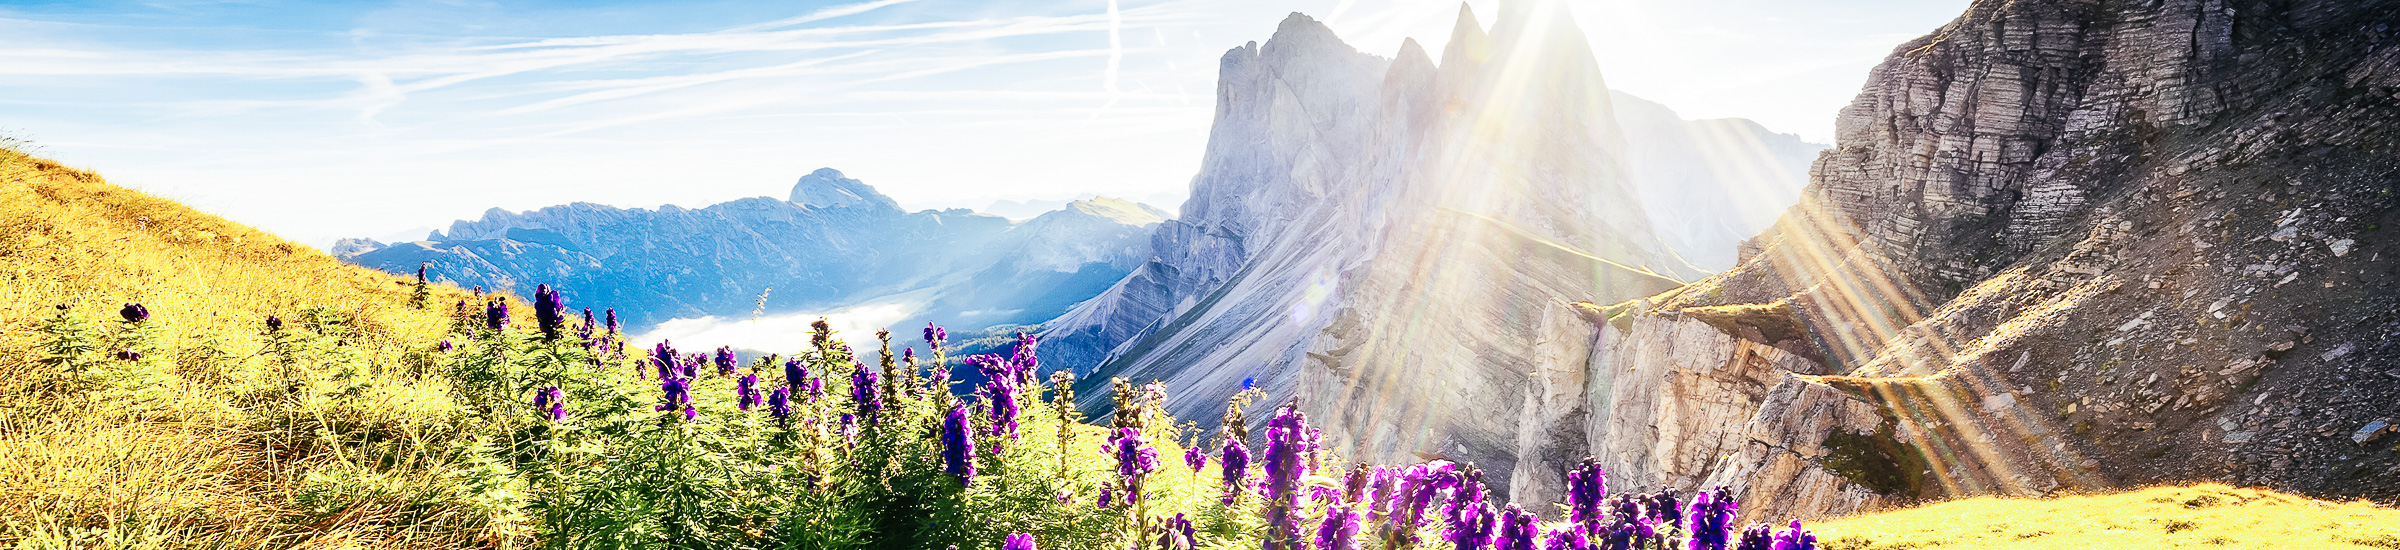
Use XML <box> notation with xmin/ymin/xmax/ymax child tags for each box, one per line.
<box><xmin>0</xmin><ymin>0</ymin><xmax>1971</xmax><ymax>248</ymax></box>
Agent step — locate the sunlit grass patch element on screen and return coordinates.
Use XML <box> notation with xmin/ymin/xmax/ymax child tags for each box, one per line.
<box><xmin>1812</xmin><ymin>483</ymin><xmax>2400</xmax><ymax>550</ymax></box>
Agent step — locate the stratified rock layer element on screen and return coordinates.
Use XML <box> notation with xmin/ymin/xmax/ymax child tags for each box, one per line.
<box><xmin>1561</xmin><ymin>0</ymin><xmax>2400</xmax><ymax>521</ymax></box>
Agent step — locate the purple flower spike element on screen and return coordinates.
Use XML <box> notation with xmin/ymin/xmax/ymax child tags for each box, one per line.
<box><xmin>1097</xmin><ymin>486</ymin><xmax>1114</xmax><ymax>508</ymax></box>
<box><xmin>1567</xmin><ymin>458</ymin><xmax>1608</xmax><ymax>527</ymax></box>
<box><xmin>923</xmin><ymin>322</ymin><xmax>946</xmax><ymax>346</ymax></box>
<box><xmin>483</xmin><ymin>300</ymin><xmax>509</xmax><ymax>331</ymax></box>
<box><xmin>1002</xmin><ymin>533</ymin><xmax>1036</xmax><ymax>550</ymax></box>
<box><xmin>1315</xmin><ymin>498</ymin><xmax>1364</xmax><ymax>550</ymax></box>
<box><xmin>1768</xmin><ymin>520</ymin><xmax>1815</xmax><ymax>550</ymax></box>
<box><xmin>605</xmin><ymin>308</ymin><xmax>619</xmax><ymax>335</ymax></box>
<box><xmin>1164</xmin><ymin>513</ymin><xmax>1198</xmax><ymax>549</ymax></box>
<box><xmin>1446</xmin><ymin>500</ymin><xmax>1499</xmax><ymax>550</ymax></box>
<box><xmin>1185</xmin><ymin>446</ymin><xmax>1208</xmax><ymax>473</ymax></box>
<box><xmin>839</xmin><ymin>414</ymin><xmax>858</xmax><ymax>444</ymax></box>
<box><xmin>1105</xmin><ymin>427</ymin><xmax>1160</xmax><ymax>503</ymax></box>
<box><xmin>437</xmin><ymin>340</ymin><xmax>454</xmax><ymax>352</ymax></box>
<box><xmin>534</xmin><ymin>386</ymin><xmax>567</xmax><ymax>421</ymax></box>
<box><xmin>768</xmin><ymin>387</ymin><xmax>792</xmax><ymax>423</ymax></box>
<box><xmin>1543</xmin><ymin>525</ymin><xmax>1593</xmax><ymax>550</ymax></box>
<box><xmin>266</xmin><ymin>315</ymin><xmax>282</xmax><ymax>331</ymax></box>
<box><xmin>656</xmin><ymin>376</ymin><xmax>692</xmax><ymax>422</ymax></box>
<box><xmin>737</xmin><ymin>373</ymin><xmax>761</xmax><ymax>411</ymax></box>
<box><xmin>118</xmin><ymin>303</ymin><xmax>149</xmax><ymax>324</ymax></box>
<box><xmin>1497</xmin><ymin>504</ymin><xmax>1541</xmax><ymax>550</ymax></box>
<box><xmin>941</xmin><ymin>403</ymin><xmax>977</xmax><ymax>487</ymax></box>
<box><xmin>1685</xmin><ymin>487</ymin><xmax>1739</xmax><ymax>550</ymax></box>
<box><xmin>1219</xmin><ymin>437</ymin><xmax>1251</xmax><ymax>505</ymax></box>
<box><xmin>713</xmin><ymin>347</ymin><xmax>737</xmax><ymax>376</ymax></box>
<box><xmin>1261</xmin><ymin>404</ymin><xmax>1317</xmax><ymax>549</ymax></box>
<box><xmin>851</xmin><ymin>360</ymin><xmax>882</xmax><ymax>424</ymax></box>
<box><xmin>532</xmin><ymin>284</ymin><xmax>565</xmax><ymax>340</ymax></box>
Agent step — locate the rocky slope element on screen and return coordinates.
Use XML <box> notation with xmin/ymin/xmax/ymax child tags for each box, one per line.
<box><xmin>342</xmin><ymin>169</ymin><xmax>1164</xmax><ymax>333</ymax></box>
<box><xmin>1542</xmin><ymin>0</ymin><xmax>2400</xmax><ymax>521</ymax></box>
<box><xmin>1041</xmin><ymin>4</ymin><xmax>1702</xmax><ymax>496</ymax></box>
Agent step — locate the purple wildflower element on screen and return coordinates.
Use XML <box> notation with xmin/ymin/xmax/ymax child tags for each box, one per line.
<box><xmin>1104</xmin><ymin>427</ymin><xmax>1159</xmax><ymax>503</ymax></box>
<box><xmin>1685</xmin><ymin>487</ymin><xmax>1739</xmax><ymax>550</ymax></box>
<box><xmin>1261</xmin><ymin>404</ymin><xmax>1316</xmax><ymax>550</ymax></box>
<box><xmin>768</xmin><ymin>387</ymin><xmax>792</xmax><ymax>423</ymax></box>
<box><xmin>1315</xmin><ymin>497</ymin><xmax>1365</xmax><ymax>550</ymax></box>
<box><xmin>941</xmin><ymin>402</ymin><xmax>977</xmax><ymax>487</ymax></box>
<box><xmin>838</xmin><ymin>414</ymin><xmax>858</xmax><ymax>444</ymax></box>
<box><xmin>533</xmin><ymin>284</ymin><xmax>565</xmax><ymax>340</ymax></box>
<box><xmin>1770</xmin><ymin>521</ymin><xmax>1816</xmax><ymax>550</ymax></box>
<box><xmin>851</xmin><ymin>360</ymin><xmax>882</xmax><ymax>424</ymax></box>
<box><xmin>784</xmin><ymin>357</ymin><xmax>808</xmax><ymax>389</ymax></box>
<box><xmin>1241</xmin><ymin>377</ymin><xmax>1255</xmax><ymax>390</ymax></box>
<box><xmin>1446</xmin><ymin>500</ymin><xmax>1499</xmax><ymax>550</ymax></box>
<box><xmin>437</xmin><ymin>339</ymin><xmax>453</xmax><ymax>352</ymax></box>
<box><xmin>1001</xmin><ymin>533</ymin><xmax>1036</xmax><ymax>550</ymax></box>
<box><xmin>1185</xmin><ymin>446</ymin><xmax>1208</xmax><ymax>473</ymax></box>
<box><xmin>483</xmin><ymin>300</ymin><xmax>508</xmax><ymax>331</ymax></box>
<box><xmin>114</xmin><ymin>349</ymin><xmax>141</xmax><ymax>361</ymax></box>
<box><xmin>1384</xmin><ymin>461</ymin><xmax>1458</xmax><ymax>545</ymax></box>
<box><xmin>1097</xmin><ymin>486</ymin><xmax>1114</xmax><ymax>508</ymax></box>
<box><xmin>535</xmin><ymin>386</ymin><xmax>566</xmax><ymax>421</ymax></box>
<box><xmin>605</xmin><ymin>308</ymin><xmax>619</xmax><ymax>335</ymax></box>
<box><xmin>713</xmin><ymin>346</ymin><xmax>737</xmax><ymax>376</ymax></box>
<box><xmin>1567</xmin><ymin>458</ymin><xmax>1608</xmax><ymax>527</ymax></box>
<box><xmin>118</xmin><ymin>303</ymin><xmax>148</xmax><ymax>324</ymax></box>
<box><xmin>1162</xmin><ymin>513</ymin><xmax>1198</xmax><ymax>550</ymax></box>
<box><xmin>1648</xmin><ymin>491</ymin><xmax>1684</xmax><ymax>531</ymax></box>
<box><xmin>1008</xmin><ymin>332</ymin><xmax>1038</xmax><ymax>383</ymax></box>
<box><xmin>923</xmin><ymin>322</ymin><xmax>946</xmax><ymax>347</ymax></box>
<box><xmin>1734</xmin><ymin>524</ymin><xmax>1773</xmax><ymax>550</ymax></box>
<box><xmin>737</xmin><ymin>373</ymin><xmax>761</xmax><ymax>411</ymax></box>
<box><xmin>1498</xmin><ymin>504</ymin><xmax>1541</xmax><ymax>550</ymax></box>
<box><xmin>1543</xmin><ymin>525</ymin><xmax>1594</xmax><ymax>550</ymax></box>
<box><xmin>1219</xmin><ymin>437</ymin><xmax>1252</xmax><ymax>505</ymax></box>
<box><xmin>656</xmin><ymin>375</ymin><xmax>695</xmax><ymax>422</ymax></box>
<box><xmin>981</xmin><ymin>374</ymin><xmax>1021</xmax><ymax>439</ymax></box>
<box><xmin>265</xmin><ymin>315</ymin><xmax>282</xmax><ymax>331</ymax></box>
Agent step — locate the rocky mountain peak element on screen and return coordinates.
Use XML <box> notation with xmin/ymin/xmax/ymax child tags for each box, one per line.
<box><xmin>1440</xmin><ymin>3</ymin><xmax>1490</xmax><ymax>70</ymax></box>
<box><xmin>788</xmin><ymin>167</ymin><xmax>899</xmax><ymax>211</ymax></box>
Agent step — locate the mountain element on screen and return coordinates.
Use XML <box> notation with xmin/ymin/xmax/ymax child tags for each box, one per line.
<box><xmin>1519</xmin><ymin>0</ymin><xmax>2400</xmax><ymax>521</ymax></box>
<box><xmin>1610</xmin><ymin>92</ymin><xmax>1825</xmax><ymax>273</ymax></box>
<box><xmin>1037</xmin><ymin>4</ymin><xmax>1705</xmax><ymax>498</ymax></box>
<box><xmin>340</xmin><ymin>168</ymin><xmax>1164</xmax><ymax>334</ymax></box>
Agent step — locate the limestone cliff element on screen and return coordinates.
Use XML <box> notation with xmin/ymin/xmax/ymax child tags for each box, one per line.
<box><xmin>1555</xmin><ymin>0</ymin><xmax>2400</xmax><ymax>521</ymax></box>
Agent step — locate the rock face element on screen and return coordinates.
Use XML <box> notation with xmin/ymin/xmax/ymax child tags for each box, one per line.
<box><xmin>1041</xmin><ymin>5</ymin><xmax>1694</xmax><ymax>497</ymax></box>
<box><xmin>344</xmin><ymin>171</ymin><xmax>1164</xmax><ymax>333</ymax></box>
<box><xmin>1550</xmin><ymin>0</ymin><xmax>2400</xmax><ymax>521</ymax></box>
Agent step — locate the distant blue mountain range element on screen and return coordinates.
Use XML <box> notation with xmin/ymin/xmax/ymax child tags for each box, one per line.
<box><xmin>336</xmin><ymin>168</ymin><xmax>1167</xmax><ymax>335</ymax></box>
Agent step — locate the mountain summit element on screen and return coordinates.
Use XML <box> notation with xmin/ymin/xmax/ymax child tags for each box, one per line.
<box><xmin>788</xmin><ymin>168</ymin><xmax>900</xmax><ymax>211</ymax></box>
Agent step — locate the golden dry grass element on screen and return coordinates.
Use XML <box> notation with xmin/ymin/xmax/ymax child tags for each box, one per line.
<box><xmin>0</xmin><ymin>146</ymin><xmax>504</xmax><ymax>548</ymax></box>
<box><xmin>1811</xmin><ymin>483</ymin><xmax>2400</xmax><ymax>550</ymax></box>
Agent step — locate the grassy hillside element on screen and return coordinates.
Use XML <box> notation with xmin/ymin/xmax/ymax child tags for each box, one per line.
<box><xmin>1813</xmin><ymin>484</ymin><xmax>2400</xmax><ymax>549</ymax></box>
<box><xmin>0</xmin><ymin>146</ymin><xmax>496</xmax><ymax>548</ymax></box>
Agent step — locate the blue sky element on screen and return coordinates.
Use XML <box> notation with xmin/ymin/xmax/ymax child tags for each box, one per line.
<box><xmin>0</xmin><ymin>0</ymin><xmax>1968</xmax><ymax>248</ymax></box>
